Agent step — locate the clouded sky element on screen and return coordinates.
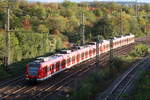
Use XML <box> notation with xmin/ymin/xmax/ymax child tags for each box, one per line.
<box><xmin>28</xmin><ymin>0</ymin><xmax>150</xmax><ymax>3</ymax></box>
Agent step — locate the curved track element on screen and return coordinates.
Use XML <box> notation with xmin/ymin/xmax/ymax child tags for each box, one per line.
<box><xmin>101</xmin><ymin>55</ymin><xmax>150</xmax><ymax>100</ymax></box>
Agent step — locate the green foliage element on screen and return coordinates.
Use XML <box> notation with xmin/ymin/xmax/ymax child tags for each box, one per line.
<box><xmin>0</xmin><ymin>1</ymin><xmax>150</xmax><ymax>79</ymax></box>
<box><xmin>62</xmin><ymin>0</ymin><xmax>77</xmax><ymax>8</ymax></box>
<box><xmin>37</xmin><ymin>24</ymin><xmax>48</xmax><ymax>33</ymax></box>
<box><xmin>0</xmin><ymin>65</ymin><xmax>11</xmax><ymax>79</ymax></box>
<box><xmin>112</xmin><ymin>56</ymin><xmax>125</xmax><ymax>71</ymax></box>
<box><xmin>0</xmin><ymin>1</ymin><xmax>150</xmax><ymax>41</ymax></box>
<box><xmin>111</xmin><ymin>44</ymin><xmax>150</xmax><ymax>72</ymax></box>
<box><xmin>0</xmin><ymin>34</ymin><xmax>5</xmax><ymax>61</ymax></box>
<box><xmin>0</xmin><ymin>31</ymin><xmax>67</xmax><ymax>65</ymax></box>
<box><xmin>130</xmin><ymin>44</ymin><xmax>150</xmax><ymax>57</ymax></box>
<box><xmin>46</xmin><ymin>16</ymin><xmax>67</xmax><ymax>33</ymax></box>
<box><xmin>69</xmin><ymin>70</ymin><xmax>109</xmax><ymax>100</ymax></box>
<box><xmin>92</xmin><ymin>16</ymin><xmax>114</xmax><ymax>38</ymax></box>
<box><xmin>93</xmin><ymin>9</ymin><xmax>103</xmax><ymax>17</ymax></box>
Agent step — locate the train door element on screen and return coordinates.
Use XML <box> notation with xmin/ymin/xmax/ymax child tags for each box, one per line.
<box><xmin>67</xmin><ymin>57</ymin><xmax>71</xmax><ymax>66</ymax></box>
<box><xmin>41</xmin><ymin>66</ymin><xmax>48</xmax><ymax>77</ymax></box>
<box><xmin>89</xmin><ymin>49</ymin><xmax>92</xmax><ymax>57</ymax></box>
<box><xmin>113</xmin><ymin>42</ymin><xmax>116</xmax><ymax>48</ymax></box>
<box><xmin>46</xmin><ymin>66</ymin><xmax>50</xmax><ymax>75</ymax></box>
<box><xmin>76</xmin><ymin>54</ymin><xmax>80</xmax><ymax>62</ymax></box>
<box><xmin>100</xmin><ymin>45</ymin><xmax>102</xmax><ymax>53</ymax></box>
<box><xmin>85</xmin><ymin>51</ymin><xmax>88</xmax><ymax>58</ymax></box>
<box><xmin>105</xmin><ymin>44</ymin><xmax>108</xmax><ymax>51</ymax></box>
<box><xmin>93</xmin><ymin>48</ymin><xmax>96</xmax><ymax>56</ymax></box>
<box><xmin>103</xmin><ymin>45</ymin><xmax>105</xmax><ymax>52</ymax></box>
<box><xmin>116</xmin><ymin>41</ymin><xmax>118</xmax><ymax>47</ymax></box>
<box><xmin>72</xmin><ymin>56</ymin><xmax>76</xmax><ymax>64</ymax></box>
<box><xmin>107</xmin><ymin>44</ymin><xmax>109</xmax><ymax>51</ymax></box>
<box><xmin>56</xmin><ymin>61</ymin><xmax>60</xmax><ymax>72</ymax></box>
<box><xmin>61</xmin><ymin>59</ymin><xmax>66</xmax><ymax>69</ymax></box>
<box><xmin>81</xmin><ymin>52</ymin><xmax>84</xmax><ymax>60</ymax></box>
<box><xmin>50</xmin><ymin>64</ymin><xmax>54</xmax><ymax>74</ymax></box>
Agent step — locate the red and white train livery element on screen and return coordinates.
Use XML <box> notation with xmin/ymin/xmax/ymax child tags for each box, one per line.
<box><xmin>25</xmin><ymin>34</ymin><xmax>135</xmax><ymax>81</ymax></box>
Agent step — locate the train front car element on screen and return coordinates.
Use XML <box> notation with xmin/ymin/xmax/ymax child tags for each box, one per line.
<box><xmin>25</xmin><ymin>61</ymin><xmax>41</xmax><ymax>82</ymax></box>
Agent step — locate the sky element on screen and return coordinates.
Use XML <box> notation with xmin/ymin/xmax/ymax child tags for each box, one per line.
<box><xmin>28</xmin><ymin>0</ymin><xmax>150</xmax><ymax>3</ymax></box>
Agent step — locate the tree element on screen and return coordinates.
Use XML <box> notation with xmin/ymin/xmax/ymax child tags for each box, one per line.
<box><xmin>0</xmin><ymin>34</ymin><xmax>5</xmax><ymax>64</ymax></box>
<box><xmin>37</xmin><ymin>24</ymin><xmax>48</xmax><ymax>33</ymax></box>
<box><xmin>62</xmin><ymin>0</ymin><xmax>77</xmax><ymax>8</ymax></box>
<box><xmin>92</xmin><ymin>16</ymin><xmax>114</xmax><ymax>38</ymax></box>
<box><xmin>46</xmin><ymin>16</ymin><xmax>67</xmax><ymax>34</ymax></box>
<box><xmin>22</xmin><ymin>15</ymin><xmax>31</xmax><ymax>30</ymax></box>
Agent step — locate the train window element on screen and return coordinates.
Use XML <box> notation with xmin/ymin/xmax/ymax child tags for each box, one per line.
<box><xmin>50</xmin><ymin>64</ymin><xmax>54</xmax><ymax>71</ymax></box>
<box><xmin>45</xmin><ymin>66</ymin><xmax>48</xmax><ymax>73</ymax></box>
<box><xmin>29</xmin><ymin>63</ymin><xmax>40</xmax><ymax>68</ymax></box>
<box><xmin>77</xmin><ymin>54</ymin><xmax>80</xmax><ymax>60</ymax></box>
<box><xmin>86</xmin><ymin>51</ymin><xmax>88</xmax><ymax>56</ymax></box>
<box><xmin>52</xmin><ymin>64</ymin><xmax>55</xmax><ymax>70</ymax></box>
<box><xmin>93</xmin><ymin>49</ymin><xmax>96</xmax><ymax>54</ymax></box>
<box><xmin>90</xmin><ymin>50</ymin><xmax>92</xmax><ymax>55</ymax></box>
<box><xmin>67</xmin><ymin>58</ymin><xmax>71</xmax><ymax>65</ymax></box>
<box><xmin>48</xmin><ymin>65</ymin><xmax>51</xmax><ymax>71</ymax></box>
<box><xmin>100</xmin><ymin>46</ymin><xmax>102</xmax><ymax>51</ymax></box>
<box><xmin>62</xmin><ymin>60</ymin><xmax>66</xmax><ymax>66</ymax></box>
<box><xmin>49</xmin><ymin>65</ymin><xmax>52</xmax><ymax>71</ymax></box>
<box><xmin>106</xmin><ymin>45</ymin><xmax>108</xmax><ymax>49</ymax></box>
<box><xmin>82</xmin><ymin>53</ymin><xmax>84</xmax><ymax>58</ymax></box>
<box><xmin>56</xmin><ymin>62</ymin><xmax>60</xmax><ymax>69</ymax></box>
<box><xmin>28</xmin><ymin>63</ymin><xmax>40</xmax><ymax>75</ymax></box>
<box><xmin>72</xmin><ymin>56</ymin><xmax>75</xmax><ymax>62</ymax></box>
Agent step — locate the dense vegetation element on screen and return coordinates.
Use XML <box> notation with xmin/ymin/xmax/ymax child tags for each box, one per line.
<box><xmin>0</xmin><ymin>0</ymin><xmax>150</xmax><ymax>78</ymax></box>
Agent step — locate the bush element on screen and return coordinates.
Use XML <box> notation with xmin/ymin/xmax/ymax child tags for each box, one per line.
<box><xmin>130</xmin><ymin>44</ymin><xmax>149</xmax><ymax>57</ymax></box>
<box><xmin>69</xmin><ymin>69</ymin><xmax>109</xmax><ymax>100</ymax></box>
<box><xmin>112</xmin><ymin>56</ymin><xmax>125</xmax><ymax>71</ymax></box>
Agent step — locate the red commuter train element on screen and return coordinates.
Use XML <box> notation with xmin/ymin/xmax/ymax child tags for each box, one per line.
<box><xmin>25</xmin><ymin>34</ymin><xmax>135</xmax><ymax>81</ymax></box>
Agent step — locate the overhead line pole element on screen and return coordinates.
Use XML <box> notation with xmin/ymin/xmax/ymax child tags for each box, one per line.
<box><xmin>4</xmin><ymin>6</ymin><xmax>10</xmax><ymax>70</ymax></box>
<box><xmin>135</xmin><ymin>0</ymin><xmax>138</xmax><ymax>17</ymax></box>
<box><xmin>96</xmin><ymin>36</ymin><xmax>100</xmax><ymax>68</ymax></box>
<box><xmin>7</xmin><ymin>7</ymin><xmax>10</xmax><ymax>67</ymax></box>
<box><xmin>81</xmin><ymin>12</ymin><xmax>85</xmax><ymax>45</ymax></box>
<box><xmin>109</xmin><ymin>38</ymin><xmax>113</xmax><ymax>76</ymax></box>
<box><xmin>120</xmin><ymin>9</ymin><xmax>123</xmax><ymax>35</ymax></box>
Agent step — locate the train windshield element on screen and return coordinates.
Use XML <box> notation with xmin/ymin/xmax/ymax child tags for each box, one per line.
<box><xmin>28</xmin><ymin>63</ymin><xmax>40</xmax><ymax>76</ymax></box>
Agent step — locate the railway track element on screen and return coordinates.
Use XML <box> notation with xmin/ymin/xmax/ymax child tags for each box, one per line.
<box><xmin>98</xmin><ymin>55</ymin><xmax>150</xmax><ymax>100</ymax></box>
<box><xmin>31</xmin><ymin>43</ymin><xmax>135</xmax><ymax>100</ymax></box>
<box><xmin>0</xmin><ymin>36</ymin><xmax>144</xmax><ymax>90</ymax></box>
<box><xmin>3</xmin><ymin>35</ymin><xmax>147</xmax><ymax>100</ymax></box>
<box><xmin>0</xmin><ymin>43</ymin><xmax>135</xmax><ymax>100</ymax></box>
